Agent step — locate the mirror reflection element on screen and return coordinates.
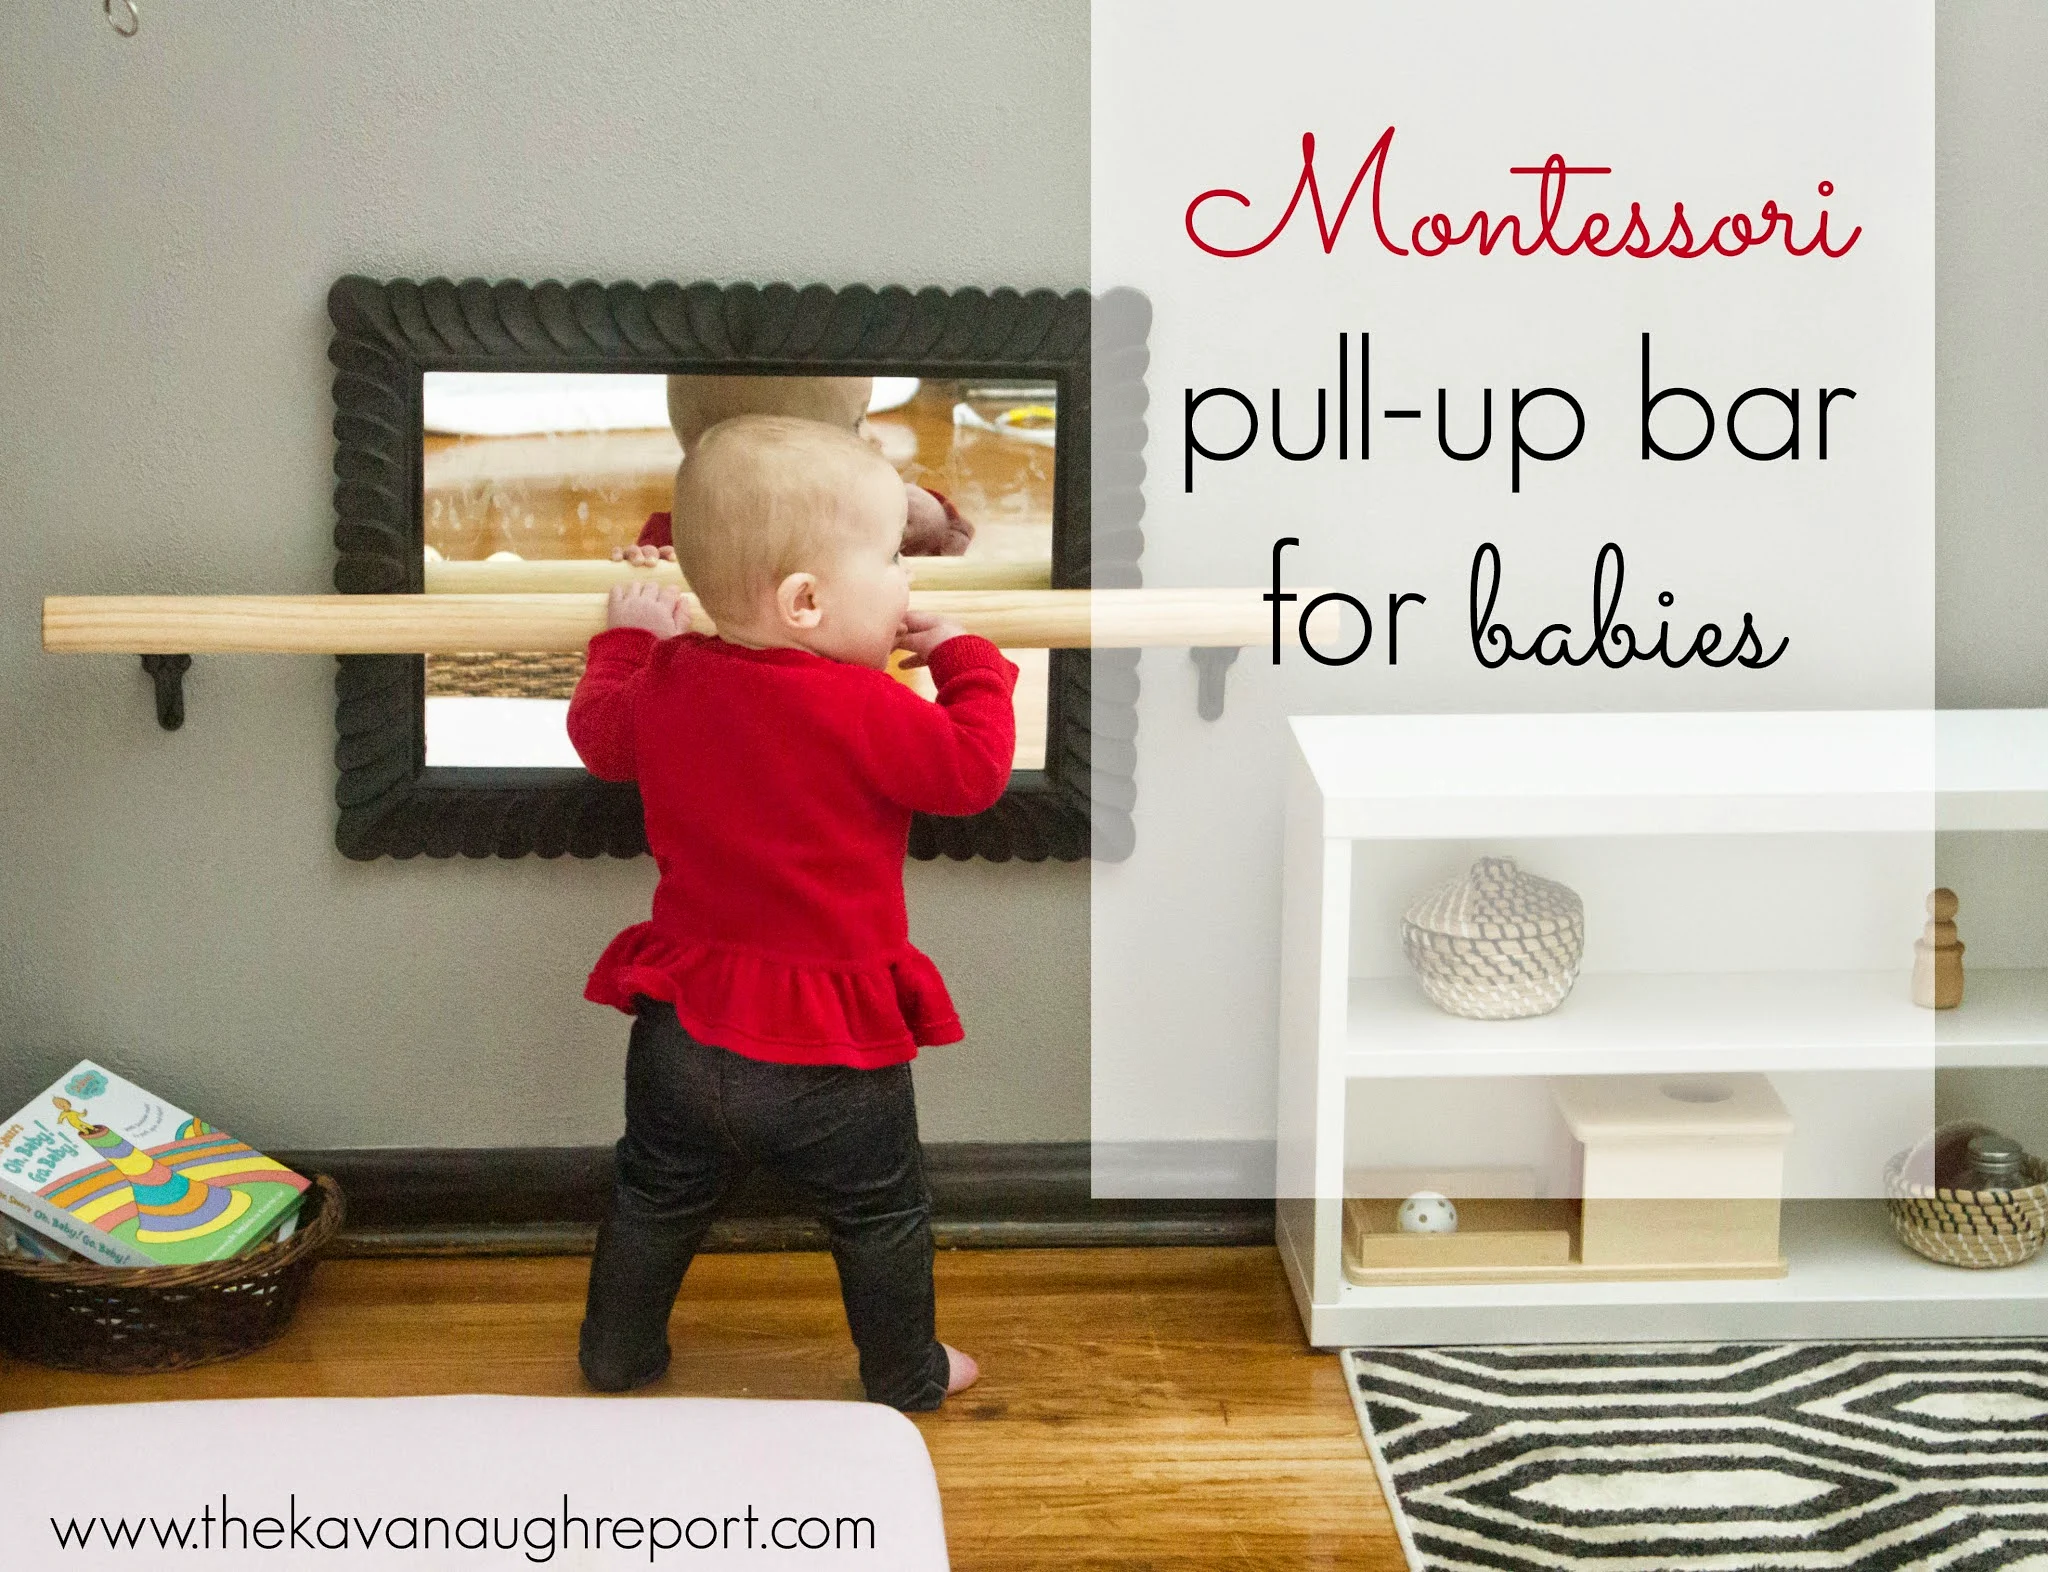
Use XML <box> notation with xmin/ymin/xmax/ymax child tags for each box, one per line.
<box><xmin>419</xmin><ymin>372</ymin><xmax>1055</xmax><ymax>773</ymax></box>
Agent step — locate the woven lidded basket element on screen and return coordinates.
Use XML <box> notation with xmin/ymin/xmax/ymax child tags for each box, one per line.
<box><xmin>0</xmin><ymin>1174</ymin><xmax>344</xmax><ymax>1372</ymax></box>
<box><xmin>1883</xmin><ymin>1148</ymin><xmax>2048</xmax><ymax>1269</ymax></box>
<box><xmin>1402</xmin><ymin>856</ymin><xmax>1585</xmax><ymax>1020</ymax></box>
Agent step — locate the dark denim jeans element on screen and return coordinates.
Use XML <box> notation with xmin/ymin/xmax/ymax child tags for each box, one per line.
<box><xmin>579</xmin><ymin>999</ymin><xmax>950</xmax><ymax>1411</ymax></box>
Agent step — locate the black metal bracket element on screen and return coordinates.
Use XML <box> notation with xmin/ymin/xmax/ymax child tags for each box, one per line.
<box><xmin>1191</xmin><ymin>646</ymin><xmax>1240</xmax><ymax>721</ymax></box>
<box><xmin>141</xmin><ymin>654</ymin><xmax>191</xmax><ymax>731</ymax></box>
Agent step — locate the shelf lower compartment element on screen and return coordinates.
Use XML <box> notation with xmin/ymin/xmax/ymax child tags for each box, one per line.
<box><xmin>1343</xmin><ymin>967</ymin><xmax>2048</xmax><ymax>1078</ymax></box>
<box><xmin>1283</xmin><ymin>1199</ymin><xmax>2048</xmax><ymax>1347</ymax></box>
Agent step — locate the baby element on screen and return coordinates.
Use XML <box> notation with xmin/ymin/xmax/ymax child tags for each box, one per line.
<box><xmin>618</xmin><ymin>375</ymin><xmax>973</xmax><ymax>566</ymax></box>
<box><xmin>569</xmin><ymin>414</ymin><xmax>1017</xmax><ymax>1410</ymax></box>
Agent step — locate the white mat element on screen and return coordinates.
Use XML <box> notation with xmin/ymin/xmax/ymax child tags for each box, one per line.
<box><xmin>422</xmin><ymin>373</ymin><xmax>920</xmax><ymax>436</ymax></box>
<box><xmin>0</xmin><ymin>1393</ymin><xmax>948</xmax><ymax>1568</ymax></box>
<box><xmin>424</xmin><ymin>373</ymin><xmax>672</xmax><ymax>436</ymax></box>
<box><xmin>424</xmin><ymin>696</ymin><xmax>579</xmax><ymax>768</ymax></box>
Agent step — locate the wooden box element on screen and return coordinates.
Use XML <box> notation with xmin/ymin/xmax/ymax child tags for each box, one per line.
<box><xmin>1552</xmin><ymin>1074</ymin><xmax>1793</xmax><ymax>1270</ymax></box>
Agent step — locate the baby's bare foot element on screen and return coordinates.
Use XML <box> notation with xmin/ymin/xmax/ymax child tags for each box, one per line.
<box><xmin>943</xmin><ymin>1344</ymin><xmax>980</xmax><ymax>1395</ymax></box>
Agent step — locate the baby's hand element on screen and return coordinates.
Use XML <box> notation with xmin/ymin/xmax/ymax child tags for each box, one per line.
<box><xmin>903</xmin><ymin>485</ymin><xmax>973</xmax><ymax>557</ymax></box>
<box><xmin>607</xmin><ymin>581</ymin><xmax>690</xmax><ymax>638</ymax></box>
<box><xmin>895</xmin><ymin>610</ymin><xmax>968</xmax><ymax>668</ymax></box>
<box><xmin>609</xmin><ymin>543</ymin><xmax>677</xmax><ymax>566</ymax></box>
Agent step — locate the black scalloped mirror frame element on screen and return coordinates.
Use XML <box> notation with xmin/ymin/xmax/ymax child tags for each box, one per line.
<box><xmin>326</xmin><ymin>277</ymin><xmax>1144</xmax><ymax>863</ymax></box>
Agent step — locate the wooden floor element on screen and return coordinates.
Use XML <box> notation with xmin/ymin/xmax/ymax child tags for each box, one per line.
<box><xmin>0</xmin><ymin>1246</ymin><xmax>1404</xmax><ymax>1570</ymax></box>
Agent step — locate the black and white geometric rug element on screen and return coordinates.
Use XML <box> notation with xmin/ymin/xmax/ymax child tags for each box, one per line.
<box><xmin>1345</xmin><ymin>1342</ymin><xmax>2048</xmax><ymax>1571</ymax></box>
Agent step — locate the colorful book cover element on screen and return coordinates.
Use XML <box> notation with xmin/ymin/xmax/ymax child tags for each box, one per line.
<box><xmin>0</xmin><ymin>1061</ymin><xmax>307</xmax><ymax>1267</ymax></box>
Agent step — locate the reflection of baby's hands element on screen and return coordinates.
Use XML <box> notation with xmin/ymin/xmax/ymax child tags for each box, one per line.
<box><xmin>607</xmin><ymin>581</ymin><xmax>690</xmax><ymax>638</ymax></box>
<box><xmin>903</xmin><ymin>486</ymin><xmax>973</xmax><ymax>557</ymax></box>
<box><xmin>609</xmin><ymin>543</ymin><xmax>677</xmax><ymax>566</ymax></box>
<box><xmin>894</xmin><ymin>610</ymin><xmax>968</xmax><ymax>668</ymax></box>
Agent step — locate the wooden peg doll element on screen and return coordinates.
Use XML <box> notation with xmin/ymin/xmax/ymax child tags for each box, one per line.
<box><xmin>1913</xmin><ymin>887</ymin><xmax>1964</xmax><ymax>1010</ymax></box>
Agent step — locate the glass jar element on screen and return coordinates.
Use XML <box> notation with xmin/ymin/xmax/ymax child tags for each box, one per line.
<box><xmin>1951</xmin><ymin>1132</ymin><xmax>2030</xmax><ymax>1194</ymax></box>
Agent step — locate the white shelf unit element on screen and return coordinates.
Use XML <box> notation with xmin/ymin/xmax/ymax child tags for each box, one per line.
<box><xmin>1277</xmin><ymin>709</ymin><xmax>2048</xmax><ymax>1349</ymax></box>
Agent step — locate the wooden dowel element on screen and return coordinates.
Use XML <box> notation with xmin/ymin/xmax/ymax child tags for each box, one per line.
<box><xmin>42</xmin><ymin>589</ymin><xmax>1276</xmax><ymax>654</ymax></box>
<box><xmin>423</xmin><ymin>556</ymin><xmax>1053</xmax><ymax>594</ymax></box>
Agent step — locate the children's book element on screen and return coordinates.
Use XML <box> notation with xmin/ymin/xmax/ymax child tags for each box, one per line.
<box><xmin>0</xmin><ymin>1062</ymin><xmax>307</xmax><ymax>1267</ymax></box>
<box><xmin>0</xmin><ymin>1211</ymin><xmax>81</xmax><ymax>1263</ymax></box>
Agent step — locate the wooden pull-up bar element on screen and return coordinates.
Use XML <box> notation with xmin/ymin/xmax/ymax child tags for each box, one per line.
<box><xmin>41</xmin><ymin>589</ymin><xmax>1275</xmax><ymax>655</ymax></box>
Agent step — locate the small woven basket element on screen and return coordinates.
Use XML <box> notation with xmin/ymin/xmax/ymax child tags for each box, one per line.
<box><xmin>1402</xmin><ymin>856</ymin><xmax>1586</xmax><ymax>1020</ymax></box>
<box><xmin>1883</xmin><ymin>1150</ymin><xmax>2048</xmax><ymax>1269</ymax></box>
<box><xmin>0</xmin><ymin>1174</ymin><xmax>344</xmax><ymax>1372</ymax></box>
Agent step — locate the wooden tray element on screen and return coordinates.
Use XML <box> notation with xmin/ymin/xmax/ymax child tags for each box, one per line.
<box><xmin>1341</xmin><ymin>1195</ymin><xmax>1788</xmax><ymax>1286</ymax></box>
<box><xmin>1345</xmin><ymin>1197</ymin><xmax>1574</xmax><ymax>1274</ymax></box>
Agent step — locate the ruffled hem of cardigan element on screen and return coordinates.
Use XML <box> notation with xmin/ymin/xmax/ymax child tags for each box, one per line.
<box><xmin>584</xmin><ymin>924</ymin><xmax>962</xmax><ymax>1066</ymax></box>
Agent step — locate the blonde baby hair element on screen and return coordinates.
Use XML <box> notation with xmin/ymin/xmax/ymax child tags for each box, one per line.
<box><xmin>665</xmin><ymin>374</ymin><xmax>873</xmax><ymax>452</ymax></box>
<box><xmin>673</xmin><ymin>414</ymin><xmax>897</xmax><ymax>624</ymax></box>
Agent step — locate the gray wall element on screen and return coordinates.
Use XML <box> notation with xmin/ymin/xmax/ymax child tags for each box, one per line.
<box><xmin>0</xmin><ymin>1</ymin><xmax>1090</xmax><ymax>1147</ymax></box>
<box><xmin>1934</xmin><ymin>1</ymin><xmax>2048</xmax><ymax>1148</ymax></box>
<box><xmin>3</xmin><ymin>3</ymin><xmax>2044</xmax><ymax>1155</ymax></box>
<box><xmin>1938</xmin><ymin>1</ymin><xmax>2048</xmax><ymax>708</ymax></box>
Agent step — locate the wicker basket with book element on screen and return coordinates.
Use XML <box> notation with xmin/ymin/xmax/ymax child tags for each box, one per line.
<box><xmin>0</xmin><ymin>1173</ymin><xmax>343</xmax><ymax>1372</ymax></box>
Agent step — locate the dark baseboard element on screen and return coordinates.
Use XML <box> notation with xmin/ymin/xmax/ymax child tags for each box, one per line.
<box><xmin>272</xmin><ymin>1143</ymin><xmax>1276</xmax><ymax>1256</ymax></box>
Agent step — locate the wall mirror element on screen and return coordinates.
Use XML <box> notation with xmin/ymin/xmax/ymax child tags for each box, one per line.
<box><xmin>326</xmin><ymin>277</ymin><xmax>1141</xmax><ymax>863</ymax></box>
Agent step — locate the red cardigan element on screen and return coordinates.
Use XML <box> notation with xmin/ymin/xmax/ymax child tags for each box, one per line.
<box><xmin>568</xmin><ymin>628</ymin><xmax>1018</xmax><ymax>1068</ymax></box>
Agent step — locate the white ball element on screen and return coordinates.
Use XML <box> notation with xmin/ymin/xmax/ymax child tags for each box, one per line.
<box><xmin>1397</xmin><ymin>1191</ymin><xmax>1459</xmax><ymax>1234</ymax></box>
